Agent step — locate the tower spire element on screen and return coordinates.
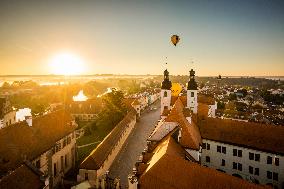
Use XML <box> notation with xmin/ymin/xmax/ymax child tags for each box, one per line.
<box><xmin>187</xmin><ymin>69</ymin><xmax>198</xmax><ymax>90</ymax></box>
<box><xmin>161</xmin><ymin>69</ymin><xmax>172</xmax><ymax>90</ymax></box>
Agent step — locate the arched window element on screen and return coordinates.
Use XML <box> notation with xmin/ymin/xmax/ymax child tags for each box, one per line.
<box><xmin>164</xmin><ymin>91</ymin><xmax>167</xmax><ymax>97</ymax></box>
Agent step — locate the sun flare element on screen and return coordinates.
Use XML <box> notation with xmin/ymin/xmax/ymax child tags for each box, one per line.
<box><xmin>50</xmin><ymin>52</ymin><xmax>85</xmax><ymax>75</ymax></box>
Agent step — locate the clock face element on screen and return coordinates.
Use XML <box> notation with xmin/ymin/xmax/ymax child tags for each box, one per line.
<box><xmin>171</xmin><ymin>83</ymin><xmax>182</xmax><ymax>96</ymax></box>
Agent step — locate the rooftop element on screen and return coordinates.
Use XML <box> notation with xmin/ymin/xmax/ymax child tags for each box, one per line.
<box><xmin>197</xmin><ymin>116</ymin><xmax>284</xmax><ymax>154</ymax></box>
<box><xmin>0</xmin><ymin>110</ymin><xmax>75</xmax><ymax>172</ymax></box>
<box><xmin>165</xmin><ymin>98</ymin><xmax>201</xmax><ymax>150</ymax></box>
<box><xmin>0</xmin><ymin>163</ymin><xmax>44</xmax><ymax>189</ymax></box>
<box><xmin>138</xmin><ymin>136</ymin><xmax>265</xmax><ymax>189</ymax></box>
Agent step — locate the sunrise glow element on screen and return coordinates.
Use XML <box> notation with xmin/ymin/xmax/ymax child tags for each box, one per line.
<box><xmin>50</xmin><ymin>52</ymin><xmax>85</xmax><ymax>75</ymax></box>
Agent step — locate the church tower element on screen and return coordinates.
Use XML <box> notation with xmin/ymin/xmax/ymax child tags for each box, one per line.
<box><xmin>187</xmin><ymin>69</ymin><xmax>198</xmax><ymax>113</ymax></box>
<box><xmin>161</xmin><ymin>69</ymin><xmax>172</xmax><ymax>115</ymax></box>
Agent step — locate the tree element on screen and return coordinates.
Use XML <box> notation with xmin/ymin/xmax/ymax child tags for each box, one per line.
<box><xmin>217</xmin><ymin>101</ymin><xmax>225</xmax><ymax>110</ymax></box>
<box><xmin>1</xmin><ymin>82</ymin><xmax>10</xmax><ymax>89</ymax></box>
<box><xmin>229</xmin><ymin>93</ymin><xmax>237</xmax><ymax>101</ymax></box>
<box><xmin>96</xmin><ymin>88</ymin><xmax>127</xmax><ymax>130</ymax></box>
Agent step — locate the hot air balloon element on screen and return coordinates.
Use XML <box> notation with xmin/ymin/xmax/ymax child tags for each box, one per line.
<box><xmin>171</xmin><ymin>35</ymin><xmax>180</xmax><ymax>46</ymax></box>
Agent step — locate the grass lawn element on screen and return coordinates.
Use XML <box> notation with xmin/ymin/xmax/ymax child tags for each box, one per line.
<box><xmin>77</xmin><ymin>143</ymin><xmax>99</xmax><ymax>162</ymax></box>
<box><xmin>77</xmin><ymin>134</ymin><xmax>99</xmax><ymax>146</ymax></box>
<box><xmin>76</xmin><ymin>122</ymin><xmax>115</xmax><ymax>163</ymax></box>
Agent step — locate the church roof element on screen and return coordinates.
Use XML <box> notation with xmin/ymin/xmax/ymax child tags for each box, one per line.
<box><xmin>161</xmin><ymin>80</ymin><xmax>172</xmax><ymax>90</ymax></box>
<box><xmin>138</xmin><ymin>136</ymin><xmax>264</xmax><ymax>189</ymax></box>
<box><xmin>187</xmin><ymin>79</ymin><xmax>198</xmax><ymax>90</ymax></box>
<box><xmin>165</xmin><ymin>98</ymin><xmax>201</xmax><ymax>150</ymax></box>
<box><xmin>0</xmin><ymin>110</ymin><xmax>75</xmax><ymax>172</ymax></box>
<box><xmin>198</xmin><ymin>116</ymin><xmax>284</xmax><ymax>154</ymax></box>
<box><xmin>148</xmin><ymin>122</ymin><xmax>179</xmax><ymax>142</ymax></box>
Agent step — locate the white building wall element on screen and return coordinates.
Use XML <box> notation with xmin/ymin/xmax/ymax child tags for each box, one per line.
<box><xmin>186</xmin><ymin>148</ymin><xmax>201</xmax><ymax>162</ymax></box>
<box><xmin>187</xmin><ymin>90</ymin><xmax>197</xmax><ymax>114</ymax></box>
<box><xmin>201</xmin><ymin>139</ymin><xmax>284</xmax><ymax>188</ymax></box>
<box><xmin>208</xmin><ymin>102</ymin><xmax>217</xmax><ymax>118</ymax></box>
<box><xmin>160</xmin><ymin>90</ymin><xmax>171</xmax><ymax>115</ymax></box>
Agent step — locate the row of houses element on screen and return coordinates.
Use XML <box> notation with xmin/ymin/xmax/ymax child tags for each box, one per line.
<box><xmin>0</xmin><ymin>110</ymin><xmax>77</xmax><ymax>189</ymax></box>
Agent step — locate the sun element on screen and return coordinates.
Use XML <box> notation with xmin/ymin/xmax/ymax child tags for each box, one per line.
<box><xmin>49</xmin><ymin>52</ymin><xmax>85</xmax><ymax>75</ymax></box>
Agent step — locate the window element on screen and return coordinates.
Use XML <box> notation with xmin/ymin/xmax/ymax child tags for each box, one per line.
<box><xmin>233</xmin><ymin>149</ymin><xmax>237</xmax><ymax>156</ymax></box>
<box><xmin>53</xmin><ymin>163</ymin><xmax>57</xmax><ymax>176</ymax></box>
<box><xmin>254</xmin><ymin>168</ymin><xmax>259</xmax><ymax>176</ymax></box>
<box><xmin>267</xmin><ymin>171</ymin><xmax>272</xmax><ymax>179</ymax></box>
<box><xmin>255</xmin><ymin>154</ymin><xmax>260</xmax><ymax>161</ymax></box>
<box><xmin>273</xmin><ymin>172</ymin><xmax>278</xmax><ymax>181</ymax></box>
<box><xmin>164</xmin><ymin>91</ymin><xmax>167</xmax><ymax>97</ymax></box>
<box><xmin>233</xmin><ymin>162</ymin><xmax>237</xmax><ymax>170</ymax></box>
<box><xmin>67</xmin><ymin>137</ymin><xmax>71</xmax><ymax>144</ymax></box>
<box><xmin>222</xmin><ymin>147</ymin><xmax>226</xmax><ymax>154</ymax></box>
<box><xmin>275</xmin><ymin>158</ymin><xmax>279</xmax><ymax>166</ymax></box>
<box><xmin>217</xmin><ymin>146</ymin><xmax>221</xmax><ymax>153</ymax></box>
<box><xmin>206</xmin><ymin>156</ymin><xmax>210</xmax><ymax>163</ymax></box>
<box><xmin>221</xmin><ymin>159</ymin><xmax>225</xmax><ymax>166</ymax></box>
<box><xmin>191</xmin><ymin>92</ymin><xmax>194</xmax><ymax>97</ymax></box>
<box><xmin>61</xmin><ymin>156</ymin><xmax>64</xmax><ymax>171</ymax></box>
<box><xmin>85</xmin><ymin>173</ymin><xmax>89</xmax><ymax>180</ymax></box>
<box><xmin>238</xmin><ymin>150</ymin><xmax>242</xmax><ymax>157</ymax></box>
<box><xmin>65</xmin><ymin>154</ymin><xmax>68</xmax><ymax>168</ymax></box>
<box><xmin>63</xmin><ymin>138</ymin><xmax>67</xmax><ymax>147</ymax></box>
<box><xmin>249</xmin><ymin>152</ymin><xmax>254</xmax><ymax>160</ymax></box>
<box><xmin>207</xmin><ymin>144</ymin><xmax>210</xmax><ymax>150</ymax></box>
<box><xmin>35</xmin><ymin>160</ymin><xmax>40</xmax><ymax>169</ymax></box>
<box><xmin>238</xmin><ymin>163</ymin><xmax>242</xmax><ymax>171</ymax></box>
<box><xmin>249</xmin><ymin>166</ymin><xmax>253</xmax><ymax>174</ymax></box>
<box><xmin>202</xmin><ymin>143</ymin><xmax>206</xmax><ymax>149</ymax></box>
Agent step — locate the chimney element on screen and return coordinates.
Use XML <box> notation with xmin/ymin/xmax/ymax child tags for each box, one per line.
<box><xmin>25</xmin><ymin>116</ymin><xmax>32</xmax><ymax>126</ymax></box>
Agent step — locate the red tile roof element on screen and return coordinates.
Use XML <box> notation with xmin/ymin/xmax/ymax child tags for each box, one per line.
<box><xmin>0</xmin><ymin>164</ymin><xmax>44</xmax><ymax>189</ymax></box>
<box><xmin>165</xmin><ymin>98</ymin><xmax>201</xmax><ymax>150</ymax></box>
<box><xmin>197</xmin><ymin>116</ymin><xmax>284</xmax><ymax>154</ymax></box>
<box><xmin>0</xmin><ymin>110</ymin><xmax>75</xmax><ymax>172</ymax></box>
<box><xmin>198</xmin><ymin>94</ymin><xmax>215</xmax><ymax>105</ymax></box>
<box><xmin>139</xmin><ymin>136</ymin><xmax>265</xmax><ymax>189</ymax></box>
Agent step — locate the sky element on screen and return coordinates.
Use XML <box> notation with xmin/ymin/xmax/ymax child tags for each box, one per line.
<box><xmin>0</xmin><ymin>0</ymin><xmax>283</xmax><ymax>76</ymax></box>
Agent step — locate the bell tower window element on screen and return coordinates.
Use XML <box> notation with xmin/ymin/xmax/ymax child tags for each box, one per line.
<box><xmin>164</xmin><ymin>91</ymin><xmax>167</xmax><ymax>97</ymax></box>
<box><xmin>191</xmin><ymin>92</ymin><xmax>194</xmax><ymax>97</ymax></box>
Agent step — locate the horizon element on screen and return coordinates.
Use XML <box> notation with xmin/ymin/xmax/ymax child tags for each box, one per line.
<box><xmin>0</xmin><ymin>73</ymin><xmax>283</xmax><ymax>77</ymax></box>
<box><xmin>0</xmin><ymin>0</ymin><xmax>284</xmax><ymax>76</ymax></box>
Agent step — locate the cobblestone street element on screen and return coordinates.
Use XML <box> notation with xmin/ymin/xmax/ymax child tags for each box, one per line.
<box><xmin>109</xmin><ymin>101</ymin><xmax>161</xmax><ymax>188</ymax></box>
